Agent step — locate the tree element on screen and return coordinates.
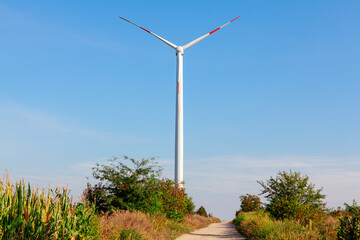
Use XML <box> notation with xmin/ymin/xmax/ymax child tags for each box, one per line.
<box><xmin>84</xmin><ymin>156</ymin><xmax>194</xmax><ymax>219</ymax></box>
<box><xmin>84</xmin><ymin>156</ymin><xmax>162</xmax><ymax>213</ymax></box>
<box><xmin>239</xmin><ymin>194</ymin><xmax>261</xmax><ymax>212</ymax></box>
<box><xmin>258</xmin><ymin>170</ymin><xmax>326</xmax><ymax>222</ymax></box>
<box><xmin>196</xmin><ymin>206</ymin><xmax>208</xmax><ymax>217</ymax></box>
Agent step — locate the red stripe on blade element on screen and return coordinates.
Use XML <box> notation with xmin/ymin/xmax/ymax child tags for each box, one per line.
<box><xmin>140</xmin><ymin>26</ymin><xmax>151</xmax><ymax>33</ymax></box>
<box><xmin>230</xmin><ymin>16</ymin><xmax>240</xmax><ymax>22</ymax></box>
<box><xmin>209</xmin><ymin>27</ymin><xmax>220</xmax><ymax>35</ymax></box>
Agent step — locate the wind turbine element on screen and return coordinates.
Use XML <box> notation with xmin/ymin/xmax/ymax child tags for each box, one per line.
<box><xmin>119</xmin><ymin>16</ymin><xmax>240</xmax><ymax>186</ymax></box>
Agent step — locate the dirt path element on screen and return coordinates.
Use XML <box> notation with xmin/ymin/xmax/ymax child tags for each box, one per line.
<box><xmin>176</xmin><ymin>222</ymin><xmax>246</xmax><ymax>240</ymax></box>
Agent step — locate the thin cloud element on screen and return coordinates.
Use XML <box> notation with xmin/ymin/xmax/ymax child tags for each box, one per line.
<box><xmin>189</xmin><ymin>155</ymin><xmax>358</xmax><ymax>170</ymax></box>
<box><xmin>0</xmin><ymin>101</ymin><xmax>150</xmax><ymax>144</ymax></box>
<box><xmin>185</xmin><ymin>155</ymin><xmax>360</xmax><ymax>201</ymax></box>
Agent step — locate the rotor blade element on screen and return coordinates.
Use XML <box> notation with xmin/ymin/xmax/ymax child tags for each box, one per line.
<box><xmin>182</xmin><ymin>16</ymin><xmax>240</xmax><ymax>50</ymax></box>
<box><xmin>119</xmin><ymin>16</ymin><xmax>177</xmax><ymax>49</ymax></box>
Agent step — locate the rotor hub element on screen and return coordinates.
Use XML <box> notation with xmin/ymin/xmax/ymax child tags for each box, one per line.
<box><xmin>176</xmin><ymin>46</ymin><xmax>184</xmax><ymax>54</ymax></box>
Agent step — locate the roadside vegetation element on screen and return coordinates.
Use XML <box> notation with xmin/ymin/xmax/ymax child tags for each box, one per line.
<box><xmin>233</xmin><ymin>210</ymin><xmax>339</xmax><ymax>240</ymax></box>
<box><xmin>0</xmin><ymin>173</ymin><xmax>99</xmax><ymax>239</ymax></box>
<box><xmin>233</xmin><ymin>170</ymin><xmax>360</xmax><ymax>240</ymax></box>
<box><xmin>0</xmin><ymin>156</ymin><xmax>219</xmax><ymax>239</ymax></box>
<box><xmin>336</xmin><ymin>200</ymin><xmax>360</xmax><ymax>240</ymax></box>
<box><xmin>99</xmin><ymin>210</ymin><xmax>219</xmax><ymax>240</ymax></box>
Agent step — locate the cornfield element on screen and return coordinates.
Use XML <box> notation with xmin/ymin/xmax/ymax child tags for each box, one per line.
<box><xmin>0</xmin><ymin>173</ymin><xmax>99</xmax><ymax>239</ymax></box>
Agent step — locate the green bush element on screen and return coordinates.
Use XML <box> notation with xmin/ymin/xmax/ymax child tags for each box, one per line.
<box><xmin>0</xmin><ymin>176</ymin><xmax>99</xmax><ymax>239</ymax></box>
<box><xmin>337</xmin><ymin>200</ymin><xmax>360</xmax><ymax>240</ymax></box>
<box><xmin>184</xmin><ymin>196</ymin><xmax>195</xmax><ymax>214</ymax></box>
<box><xmin>84</xmin><ymin>156</ymin><xmax>194</xmax><ymax>220</ymax></box>
<box><xmin>239</xmin><ymin>193</ymin><xmax>261</xmax><ymax>212</ymax></box>
<box><xmin>258</xmin><ymin>170</ymin><xmax>326</xmax><ymax>224</ymax></box>
<box><xmin>196</xmin><ymin>206</ymin><xmax>208</xmax><ymax>217</ymax></box>
<box><xmin>84</xmin><ymin>156</ymin><xmax>163</xmax><ymax>213</ymax></box>
<box><xmin>149</xmin><ymin>179</ymin><xmax>195</xmax><ymax>219</ymax></box>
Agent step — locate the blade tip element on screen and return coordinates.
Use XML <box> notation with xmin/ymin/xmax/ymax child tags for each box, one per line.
<box><xmin>231</xmin><ymin>16</ymin><xmax>241</xmax><ymax>22</ymax></box>
<box><xmin>119</xmin><ymin>16</ymin><xmax>128</xmax><ymax>21</ymax></box>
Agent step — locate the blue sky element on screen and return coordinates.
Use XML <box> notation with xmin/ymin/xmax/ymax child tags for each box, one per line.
<box><xmin>1</xmin><ymin>1</ymin><xmax>360</xmax><ymax>220</ymax></box>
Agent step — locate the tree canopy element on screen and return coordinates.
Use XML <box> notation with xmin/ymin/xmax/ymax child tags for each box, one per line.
<box><xmin>84</xmin><ymin>156</ymin><xmax>194</xmax><ymax>219</ymax></box>
<box><xmin>239</xmin><ymin>194</ymin><xmax>261</xmax><ymax>212</ymax></box>
<box><xmin>258</xmin><ymin>170</ymin><xmax>325</xmax><ymax>221</ymax></box>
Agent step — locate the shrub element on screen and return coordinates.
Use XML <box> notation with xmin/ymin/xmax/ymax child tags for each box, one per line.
<box><xmin>184</xmin><ymin>197</ymin><xmax>195</xmax><ymax>215</ymax></box>
<box><xmin>239</xmin><ymin>193</ymin><xmax>261</xmax><ymax>212</ymax></box>
<box><xmin>83</xmin><ymin>182</ymin><xmax>110</xmax><ymax>213</ymax></box>
<box><xmin>0</xmin><ymin>175</ymin><xmax>99</xmax><ymax>239</ymax></box>
<box><xmin>149</xmin><ymin>179</ymin><xmax>195</xmax><ymax>219</ymax></box>
<box><xmin>84</xmin><ymin>156</ymin><xmax>194</xmax><ymax>220</ymax></box>
<box><xmin>196</xmin><ymin>206</ymin><xmax>208</xmax><ymax>217</ymax></box>
<box><xmin>84</xmin><ymin>156</ymin><xmax>163</xmax><ymax>213</ymax></box>
<box><xmin>337</xmin><ymin>200</ymin><xmax>360</xmax><ymax>240</ymax></box>
<box><xmin>258</xmin><ymin>170</ymin><xmax>326</xmax><ymax>224</ymax></box>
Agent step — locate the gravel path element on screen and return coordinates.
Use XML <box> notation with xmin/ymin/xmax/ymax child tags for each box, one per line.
<box><xmin>176</xmin><ymin>222</ymin><xmax>247</xmax><ymax>240</ymax></box>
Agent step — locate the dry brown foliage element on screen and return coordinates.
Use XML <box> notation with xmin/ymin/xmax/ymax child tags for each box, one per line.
<box><xmin>99</xmin><ymin>210</ymin><xmax>220</xmax><ymax>240</ymax></box>
<box><xmin>315</xmin><ymin>215</ymin><xmax>339</xmax><ymax>239</ymax></box>
<box><xmin>184</xmin><ymin>214</ymin><xmax>221</xmax><ymax>230</ymax></box>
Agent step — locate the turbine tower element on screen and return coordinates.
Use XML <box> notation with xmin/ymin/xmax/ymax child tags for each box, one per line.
<box><xmin>119</xmin><ymin>16</ymin><xmax>240</xmax><ymax>186</ymax></box>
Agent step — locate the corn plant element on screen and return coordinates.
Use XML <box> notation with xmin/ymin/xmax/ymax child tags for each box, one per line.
<box><xmin>0</xmin><ymin>174</ymin><xmax>99</xmax><ymax>239</ymax></box>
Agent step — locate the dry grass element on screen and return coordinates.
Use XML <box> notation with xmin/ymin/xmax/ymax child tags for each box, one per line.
<box><xmin>99</xmin><ymin>210</ymin><xmax>220</xmax><ymax>240</ymax></box>
<box><xmin>233</xmin><ymin>211</ymin><xmax>339</xmax><ymax>240</ymax></box>
<box><xmin>184</xmin><ymin>214</ymin><xmax>221</xmax><ymax>230</ymax></box>
<box><xmin>315</xmin><ymin>215</ymin><xmax>339</xmax><ymax>238</ymax></box>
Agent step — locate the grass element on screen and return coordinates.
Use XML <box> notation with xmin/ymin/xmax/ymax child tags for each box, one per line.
<box><xmin>232</xmin><ymin>211</ymin><xmax>339</xmax><ymax>240</ymax></box>
<box><xmin>99</xmin><ymin>210</ymin><xmax>220</xmax><ymax>240</ymax></box>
